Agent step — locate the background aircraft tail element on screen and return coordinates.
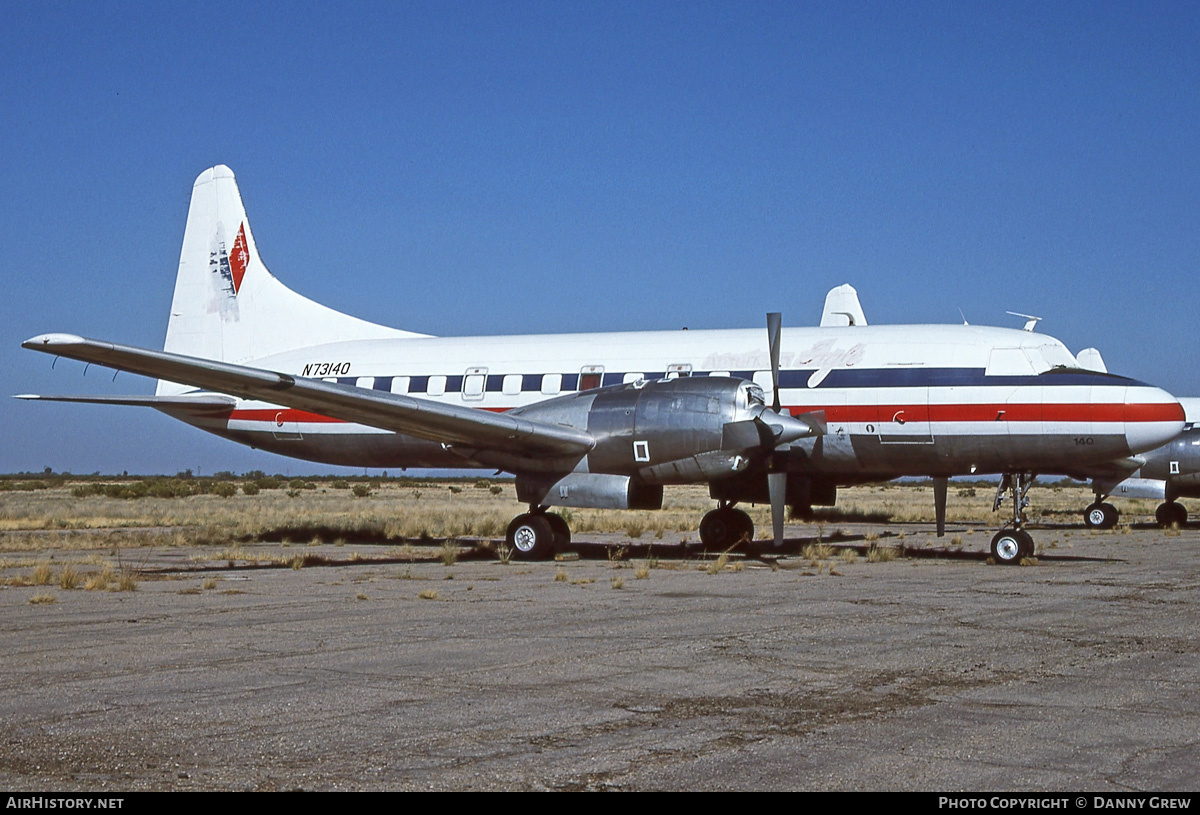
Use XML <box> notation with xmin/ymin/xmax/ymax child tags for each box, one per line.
<box><xmin>158</xmin><ymin>165</ymin><xmax>425</xmax><ymax>395</ymax></box>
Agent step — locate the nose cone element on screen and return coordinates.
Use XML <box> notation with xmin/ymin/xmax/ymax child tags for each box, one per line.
<box><xmin>1124</xmin><ymin>385</ymin><xmax>1185</xmax><ymax>455</ymax></box>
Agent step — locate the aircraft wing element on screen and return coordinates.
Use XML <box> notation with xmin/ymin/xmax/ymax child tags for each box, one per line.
<box><xmin>1070</xmin><ymin>456</ymin><xmax>1145</xmax><ymax>483</ymax></box>
<box><xmin>20</xmin><ymin>334</ymin><xmax>595</xmax><ymax>458</ymax></box>
<box><xmin>15</xmin><ymin>393</ymin><xmax>237</xmax><ymax>410</ymax></box>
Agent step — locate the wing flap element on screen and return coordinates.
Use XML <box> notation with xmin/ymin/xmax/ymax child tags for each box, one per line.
<box><xmin>22</xmin><ymin>334</ymin><xmax>594</xmax><ymax>458</ymax></box>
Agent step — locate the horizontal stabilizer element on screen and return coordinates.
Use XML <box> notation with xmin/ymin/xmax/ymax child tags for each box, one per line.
<box><xmin>22</xmin><ymin>333</ymin><xmax>595</xmax><ymax>459</ymax></box>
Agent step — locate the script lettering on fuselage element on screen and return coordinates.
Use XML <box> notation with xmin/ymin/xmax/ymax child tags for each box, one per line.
<box><xmin>301</xmin><ymin>362</ymin><xmax>351</xmax><ymax>377</ymax></box>
<box><xmin>701</xmin><ymin>341</ymin><xmax>866</xmax><ymax>373</ymax></box>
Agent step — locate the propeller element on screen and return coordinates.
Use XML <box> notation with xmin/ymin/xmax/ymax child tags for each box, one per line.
<box><xmin>766</xmin><ymin>312</ymin><xmax>788</xmax><ymax>547</ymax></box>
<box><xmin>764</xmin><ymin>313</ymin><xmax>835</xmax><ymax>547</ymax></box>
<box><xmin>721</xmin><ymin>313</ymin><xmax>827</xmax><ymax>548</ymax></box>
<box><xmin>767</xmin><ymin>312</ymin><xmax>782</xmax><ymax>413</ymax></box>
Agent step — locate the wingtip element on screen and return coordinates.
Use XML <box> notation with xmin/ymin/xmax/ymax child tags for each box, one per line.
<box><xmin>22</xmin><ymin>333</ymin><xmax>87</xmax><ymax>351</ymax></box>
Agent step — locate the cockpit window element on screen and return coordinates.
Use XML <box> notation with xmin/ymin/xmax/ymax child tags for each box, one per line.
<box><xmin>1038</xmin><ymin>343</ymin><xmax>1079</xmax><ymax>371</ymax></box>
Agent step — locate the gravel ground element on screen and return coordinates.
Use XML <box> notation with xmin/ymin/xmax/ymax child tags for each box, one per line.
<box><xmin>1</xmin><ymin>520</ymin><xmax>1197</xmax><ymax>791</ymax></box>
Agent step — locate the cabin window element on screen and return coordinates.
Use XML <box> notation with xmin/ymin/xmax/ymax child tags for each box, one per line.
<box><xmin>390</xmin><ymin>376</ymin><xmax>409</xmax><ymax>395</ymax></box>
<box><xmin>623</xmin><ymin>372</ymin><xmax>644</xmax><ymax>384</ymax></box>
<box><xmin>709</xmin><ymin>370</ymin><xmax>730</xmax><ymax>378</ymax></box>
<box><xmin>542</xmin><ymin>373</ymin><xmax>561</xmax><ymax>395</ymax></box>
<box><xmin>428</xmin><ymin>375</ymin><xmax>447</xmax><ymax>397</ymax></box>
<box><xmin>579</xmin><ymin>365</ymin><xmax>604</xmax><ymax>391</ymax></box>
<box><xmin>503</xmin><ymin>374</ymin><xmax>522</xmax><ymax>395</ymax></box>
<box><xmin>666</xmin><ymin>363</ymin><xmax>692</xmax><ymax>379</ymax></box>
<box><xmin>462</xmin><ymin>367</ymin><xmax>486</xmax><ymax>400</ymax></box>
<box><xmin>355</xmin><ymin>376</ymin><xmax>374</xmax><ymax>390</ymax></box>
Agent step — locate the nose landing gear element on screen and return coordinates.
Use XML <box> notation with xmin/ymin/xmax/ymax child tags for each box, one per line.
<box><xmin>991</xmin><ymin>472</ymin><xmax>1037</xmax><ymax>565</ymax></box>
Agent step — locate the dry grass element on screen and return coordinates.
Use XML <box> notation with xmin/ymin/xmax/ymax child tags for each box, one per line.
<box><xmin>418</xmin><ymin>589</ymin><xmax>438</xmax><ymax>600</ymax></box>
<box><xmin>29</xmin><ymin>594</ymin><xmax>56</xmax><ymax>605</ymax></box>
<box><xmin>802</xmin><ymin>543</ymin><xmax>835</xmax><ymax>562</ymax></box>
<box><xmin>867</xmin><ymin>544</ymin><xmax>900</xmax><ymax>563</ymax></box>
<box><xmin>58</xmin><ymin>565</ymin><xmax>80</xmax><ymax>590</ymax></box>
<box><xmin>706</xmin><ymin>552</ymin><xmax>730</xmax><ymax>575</ymax></box>
<box><xmin>0</xmin><ymin>480</ymin><xmax>1119</xmax><ymax>582</ymax></box>
<box><xmin>85</xmin><ymin>566</ymin><xmax>114</xmax><ymax>591</ymax></box>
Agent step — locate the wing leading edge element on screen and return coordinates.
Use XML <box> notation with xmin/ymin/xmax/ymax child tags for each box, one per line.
<box><xmin>20</xmin><ymin>334</ymin><xmax>595</xmax><ymax>459</ymax></box>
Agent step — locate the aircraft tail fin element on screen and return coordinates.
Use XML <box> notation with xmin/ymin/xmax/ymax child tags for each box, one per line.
<box><xmin>159</xmin><ymin>166</ymin><xmax>425</xmax><ymax>395</ymax></box>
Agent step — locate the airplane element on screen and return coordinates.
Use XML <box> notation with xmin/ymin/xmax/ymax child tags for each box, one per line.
<box><xmin>1082</xmin><ymin>400</ymin><xmax>1200</xmax><ymax>530</ymax></box>
<box><xmin>17</xmin><ymin>165</ymin><xmax>1186</xmax><ymax>565</ymax></box>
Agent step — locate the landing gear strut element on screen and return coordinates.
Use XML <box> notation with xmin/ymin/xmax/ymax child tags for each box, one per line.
<box><xmin>991</xmin><ymin>472</ymin><xmax>1036</xmax><ymax>565</ymax></box>
<box><xmin>699</xmin><ymin>502</ymin><xmax>754</xmax><ymax>548</ymax></box>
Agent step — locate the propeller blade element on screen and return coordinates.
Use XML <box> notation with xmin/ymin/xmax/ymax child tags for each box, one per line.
<box><xmin>767</xmin><ymin>312</ymin><xmax>782</xmax><ymax>413</ymax></box>
<box><xmin>768</xmin><ymin>470</ymin><xmax>787</xmax><ymax>547</ymax></box>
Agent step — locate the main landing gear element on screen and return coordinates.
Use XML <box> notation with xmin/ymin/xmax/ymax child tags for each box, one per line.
<box><xmin>1083</xmin><ymin>497</ymin><xmax>1188</xmax><ymax>529</ymax></box>
<box><xmin>991</xmin><ymin>472</ymin><xmax>1037</xmax><ymax>565</ymax></box>
<box><xmin>1155</xmin><ymin>501</ymin><xmax>1188</xmax><ymax>528</ymax></box>
<box><xmin>505</xmin><ymin>500</ymin><xmax>758</xmax><ymax>561</ymax></box>
<box><xmin>506</xmin><ymin>507</ymin><xmax>571</xmax><ymax>561</ymax></box>
<box><xmin>1083</xmin><ymin>501</ymin><xmax>1119</xmax><ymax>530</ymax></box>
<box><xmin>698</xmin><ymin>503</ymin><xmax>754</xmax><ymax>548</ymax></box>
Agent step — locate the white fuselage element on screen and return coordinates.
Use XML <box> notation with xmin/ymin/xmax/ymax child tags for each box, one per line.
<box><xmin>164</xmin><ymin>322</ymin><xmax>1182</xmax><ymax>480</ymax></box>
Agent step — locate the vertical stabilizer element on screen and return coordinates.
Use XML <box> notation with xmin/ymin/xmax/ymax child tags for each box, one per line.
<box><xmin>158</xmin><ymin>166</ymin><xmax>425</xmax><ymax>395</ymax></box>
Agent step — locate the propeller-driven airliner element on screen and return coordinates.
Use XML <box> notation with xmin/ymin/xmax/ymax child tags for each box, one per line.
<box><xmin>1080</xmin><ymin>400</ymin><xmax>1200</xmax><ymax>530</ymax></box>
<box><xmin>18</xmin><ymin>166</ymin><xmax>1185</xmax><ymax>564</ymax></box>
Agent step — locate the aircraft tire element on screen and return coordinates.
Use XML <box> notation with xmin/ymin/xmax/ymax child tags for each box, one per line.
<box><xmin>507</xmin><ymin>513</ymin><xmax>557</xmax><ymax>561</ymax></box>
<box><xmin>731</xmin><ymin>509</ymin><xmax>754</xmax><ymax>545</ymax></box>
<box><xmin>1156</xmin><ymin>501</ymin><xmax>1188</xmax><ymax>528</ymax></box>
<box><xmin>990</xmin><ymin>530</ymin><xmax>1025</xmax><ymax>565</ymax></box>
<box><xmin>699</xmin><ymin>508</ymin><xmax>753</xmax><ymax>548</ymax></box>
<box><xmin>545</xmin><ymin>512</ymin><xmax>572</xmax><ymax>549</ymax></box>
<box><xmin>1016</xmin><ymin>529</ymin><xmax>1035</xmax><ymax>558</ymax></box>
<box><xmin>1084</xmin><ymin>502</ymin><xmax>1118</xmax><ymax>530</ymax></box>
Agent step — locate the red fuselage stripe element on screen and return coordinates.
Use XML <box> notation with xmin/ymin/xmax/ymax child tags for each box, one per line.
<box><xmin>226</xmin><ymin>402</ymin><xmax>1184</xmax><ymax>425</ymax></box>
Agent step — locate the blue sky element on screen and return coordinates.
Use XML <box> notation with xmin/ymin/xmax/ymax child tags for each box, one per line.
<box><xmin>4</xmin><ymin>1</ymin><xmax>1199</xmax><ymax>475</ymax></box>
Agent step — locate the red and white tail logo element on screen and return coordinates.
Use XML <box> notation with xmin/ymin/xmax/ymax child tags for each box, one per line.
<box><xmin>230</xmin><ymin>223</ymin><xmax>249</xmax><ymax>293</ymax></box>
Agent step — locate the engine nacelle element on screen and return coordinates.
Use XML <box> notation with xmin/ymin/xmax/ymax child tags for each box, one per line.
<box><xmin>511</xmin><ymin>376</ymin><xmax>767</xmax><ymax>486</ymax></box>
<box><xmin>516</xmin><ymin>472</ymin><xmax>664</xmax><ymax>510</ymax></box>
<box><xmin>1097</xmin><ymin>476</ymin><xmax>1168</xmax><ymax>501</ymax></box>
